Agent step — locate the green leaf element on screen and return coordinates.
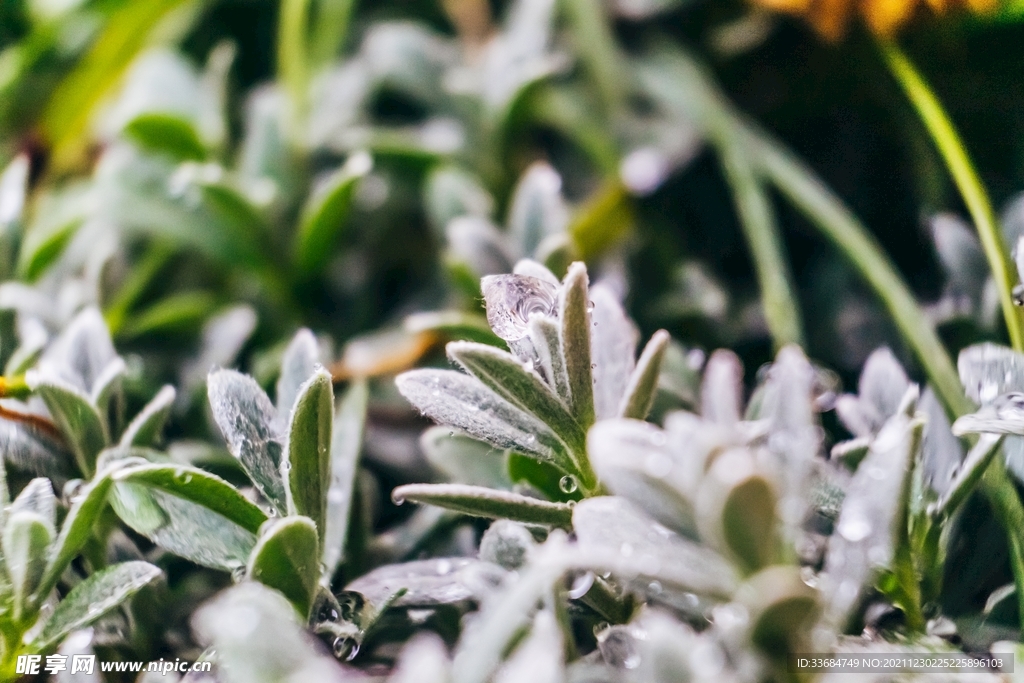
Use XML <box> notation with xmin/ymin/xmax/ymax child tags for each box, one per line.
<box><xmin>33</xmin><ymin>561</ymin><xmax>163</xmax><ymax>650</ymax></box>
<box><xmin>569</xmin><ymin>182</ymin><xmax>633</xmax><ymax>262</ymax></box>
<box><xmin>120</xmin><ymin>385</ymin><xmax>176</xmax><ymax>447</ymax></box>
<box><xmin>558</xmin><ymin>263</ymin><xmax>595</xmax><ymax>427</ymax></box>
<box><xmin>720</xmin><ymin>474</ymin><xmax>779</xmax><ymax>574</ymax></box>
<box><xmin>110</xmin><ymin>463</ymin><xmax>267</xmax><ymax>570</ymax></box>
<box><xmin>507</xmin><ymin>452</ymin><xmax>575</xmax><ymax>502</ymax></box>
<box><xmin>423</xmin><ymin>165</ymin><xmax>495</xmax><ymax>237</ymax></box>
<box><xmin>323</xmin><ymin>379</ymin><xmax>368</xmax><ymax>581</ymax></box>
<box><xmin>392</xmin><ymin>484</ymin><xmax>573</xmax><ymax>526</ymax></box>
<box><xmin>248</xmin><ymin>516</ymin><xmax>320</xmax><ymax>619</ymax></box>
<box><xmin>507</xmin><ymin>162</ymin><xmax>568</xmax><ymax>257</ymax></box>
<box><xmin>207</xmin><ymin>369</ymin><xmax>288</xmax><ymax>513</ymax></box>
<box><xmin>294</xmin><ymin>152</ymin><xmax>372</xmax><ymax>276</ymax></box>
<box><xmin>738</xmin><ymin>566</ymin><xmax>820</xmax><ymax>660</ymax></box>
<box><xmin>619</xmin><ymin>330</ymin><xmax>670</xmax><ymax>419</ymax></box>
<box><xmin>446</xmin><ymin>342</ymin><xmax>586</xmax><ymax>459</ymax></box>
<box><xmin>425</xmin><ymin>427</ymin><xmax>512</xmax><ymax>490</ymax></box>
<box><xmin>29</xmin><ymin>375</ymin><xmax>108</xmax><ymax>477</ymax></box>
<box><xmin>276</xmin><ymin>328</ymin><xmax>319</xmax><ymax>416</ymax></box>
<box><xmin>284</xmin><ymin>369</ymin><xmax>333</xmax><ymax>538</ymax></box>
<box><xmin>11</xmin><ymin>478</ymin><xmax>56</xmax><ymax>526</ymax></box>
<box><xmin>17</xmin><ymin>218</ymin><xmax>79</xmax><ymax>282</ymax></box>
<box><xmin>528</xmin><ymin>315</ymin><xmax>571</xmax><ymax>408</ymax></box>
<box><xmin>123</xmin><ymin>112</ymin><xmax>208</xmax><ymax>161</ymax></box>
<box><xmin>119</xmin><ymin>292</ymin><xmax>217</xmax><ymax>339</ymax></box>
<box><xmin>404</xmin><ymin>311</ymin><xmax>504</xmax><ymax>347</ymax></box>
<box><xmin>37</xmin><ymin>475</ymin><xmax>114</xmax><ymax>604</ymax></box>
<box><xmin>3</xmin><ymin>511</ymin><xmax>53</xmax><ymax>620</ymax></box>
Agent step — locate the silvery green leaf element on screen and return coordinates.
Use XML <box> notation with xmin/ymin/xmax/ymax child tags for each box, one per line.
<box><xmin>4</xmin><ymin>511</ymin><xmax>53</xmax><ymax>619</ymax></box>
<box><xmin>37</xmin><ymin>307</ymin><xmax>117</xmax><ymax>394</ymax></box>
<box><xmin>589</xmin><ymin>285</ymin><xmax>639</xmax><ymax>420</ymax></box>
<box><xmin>392</xmin><ymin>483</ymin><xmax>574</xmax><ymax>526</ymax></box>
<box><xmin>931</xmin><ymin>214</ymin><xmax>988</xmax><ymax>312</ymax></box>
<box><xmin>655</xmin><ymin>341</ymin><xmax>702</xmax><ymax>409</ymax></box>
<box><xmin>737</xmin><ymin>566</ymin><xmax>820</xmax><ymax>657</ymax></box>
<box><xmin>33</xmin><ymin>561</ymin><xmax>163</xmax><ymax>651</ymax></box>
<box><xmin>482</xmin><ymin>273</ymin><xmax>560</xmax><ymax>346</ymax></box>
<box><xmin>181</xmin><ymin>305</ymin><xmax>257</xmax><ymax>397</ymax></box>
<box><xmin>630</xmin><ymin>610</ymin><xmax>700</xmax><ymax>681</ymax></box>
<box><xmin>6</xmin><ymin>316</ymin><xmax>47</xmax><ymax>377</ymax></box>
<box><xmin>573</xmin><ymin>496</ymin><xmax>737</xmax><ymax>598</ymax></box>
<box><xmin>120</xmin><ymin>385</ymin><xmax>176</xmax><ymax>447</ymax></box>
<box><xmin>390</xmin><ymin>633</ymin><xmax>451</xmax><ymax>683</ymax></box>
<box><xmin>12</xmin><ymin>477</ymin><xmax>56</xmax><ymax>527</ymax></box>
<box><xmin>479</xmin><ymin>520</ymin><xmax>537</xmax><ymax>570</ymax></box>
<box><xmin>110</xmin><ymin>464</ymin><xmax>266</xmax><ymax>570</ymax></box>
<box><xmin>361</xmin><ymin>23</ymin><xmax>458</xmax><ymax>108</ymax></box>
<box><xmin>700</xmin><ymin>349</ymin><xmax>742</xmax><ymax>425</ymax></box>
<box><xmin>587</xmin><ymin>419</ymin><xmax>697</xmax><ymax>537</ymax></box>
<box><xmin>528</xmin><ymin>314</ymin><xmax>571</xmax><ymax>406</ymax></box>
<box><xmin>507</xmin><ymin>162</ymin><xmax>568</xmax><ymax>257</ymax></box>
<box><xmin>1003</xmin><ymin>436</ymin><xmax>1024</xmax><ymax>484</ymax></box>
<box><xmin>294</xmin><ymin>153</ymin><xmax>372</xmax><ymax>276</ymax></box>
<box><xmin>610</xmin><ymin>0</ymin><xmax>684</xmax><ymax>18</ymax></box>
<box><xmin>837</xmin><ymin>347</ymin><xmax>910</xmax><ymax>437</ymax></box>
<box><xmin>559</xmin><ymin>263</ymin><xmax>595</xmax><ymax>426</ymax></box>
<box><xmin>56</xmin><ymin>630</ymin><xmax>101</xmax><ymax>683</ymax></box>
<box><xmin>29</xmin><ymin>374</ymin><xmax>108</xmax><ymax>476</ymax></box>
<box><xmin>933</xmin><ymin>433</ymin><xmax>1002</xmax><ymax>517</ymax></box>
<box><xmin>421</xmin><ymin>427</ymin><xmax>511</xmax><ymax>489</ymax></box>
<box><xmin>447</xmin><ymin>216</ymin><xmax>515</xmax><ymax>279</ymax></box>
<box><xmin>424</xmin><ymin>165</ymin><xmax>495</xmax><ymax>237</ymax></box>
<box><xmin>207</xmin><ymin>369</ymin><xmax>287</xmax><ymax>513</ymax></box>
<box><xmin>276</xmin><ymin>329</ymin><xmax>320</xmax><ymax>417</ymax></box>
<box><xmin>89</xmin><ymin>356</ymin><xmax>126</xmax><ymax>416</ymax></box>
<box><xmin>323</xmin><ymin>379</ymin><xmax>368</xmax><ymax>581</ymax></box>
<box><xmin>512</xmin><ymin>259</ymin><xmax>561</xmax><ymax>286</ymax></box>
<box><xmin>283</xmin><ymin>369</ymin><xmax>333</xmax><ymax>537</ymax></box>
<box><xmin>447</xmin><ymin>341</ymin><xmax>586</xmax><ymax>457</ymax></box>
<box><xmin>346</xmin><ymin>557</ymin><xmax>508</xmax><ymax>608</ymax></box>
<box><xmin>920</xmin><ymin>388</ymin><xmax>963</xmax><ymax>496</ymax></box>
<box><xmin>38</xmin><ymin>476</ymin><xmax>114</xmax><ymax>602</ymax></box>
<box><xmin>236</xmin><ymin>86</ymin><xmax>300</xmax><ymax>210</ymax></box>
<box><xmin>823</xmin><ymin>387</ymin><xmax>923</xmax><ymax>628</ymax></box>
<box><xmin>247</xmin><ymin>516</ymin><xmax>320</xmax><ymax>619</ymax></box>
<box><xmin>958</xmin><ymin>343</ymin><xmax>1024</xmax><ymax>405</ymax></box>
<box><xmin>396</xmin><ymin>369</ymin><xmax>567</xmax><ymax>466</ymax></box>
<box><xmin>619</xmin><ymin>330</ymin><xmax>670</xmax><ymax>420</ymax></box>
<box><xmin>192</xmin><ymin>583</ymin><xmax>344</xmax><ymax>683</ymax></box>
<box><xmin>493</xmin><ymin>610</ymin><xmax>563</xmax><ymax>683</ymax></box>
<box><xmin>953</xmin><ymin>392</ymin><xmax>1024</xmax><ymax>436</ymax></box>
<box><xmin>0</xmin><ymin>155</ymin><xmax>28</xmax><ymax>279</ymax></box>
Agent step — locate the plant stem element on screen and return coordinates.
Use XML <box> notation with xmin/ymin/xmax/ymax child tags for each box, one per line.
<box><xmin>277</xmin><ymin>0</ymin><xmax>311</xmax><ymax>137</ymax></box>
<box><xmin>880</xmin><ymin>41</ymin><xmax>1024</xmax><ymax>352</ymax></box>
<box><xmin>719</xmin><ymin>140</ymin><xmax>804</xmax><ymax>351</ymax></box>
<box><xmin>309</xmin><ymin>0</ymin><xmax>358</xmax><ymax>68</ymax></box>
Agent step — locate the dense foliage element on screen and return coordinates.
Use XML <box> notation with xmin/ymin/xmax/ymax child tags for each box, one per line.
<box><xmin>5</xmin><ymin>0</ymin><xmax>1024</xmax><ymax>681</ymax></box>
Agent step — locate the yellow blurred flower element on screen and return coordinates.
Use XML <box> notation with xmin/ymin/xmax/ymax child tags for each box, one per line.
<box><xmin>753</xmin><ymin>0</ymin><xmax>997</xmax><ymax>39</ymax></box>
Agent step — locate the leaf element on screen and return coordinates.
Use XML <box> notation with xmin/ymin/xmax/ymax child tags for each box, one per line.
<box><xmin>423</xmin><ymin>165</ymin><xmax>495</xmax><ymax>237</ymax></box>
<box><xmin>479</xmin><ymin>520</ymin><xmax>537</xmax><ymax>570</ymax></box>
<box><xmin>507</xmin><ymin>453</ymin><xmax>574</xmax><ymax>501</ymax></box>
<box><xmin>527</xmin><ymin>315</ymin><xmax>572</xmax><ymax>407</ymax></box>
<box><xmin>447</xmin><ymin>341</ymin><xmax>586</xmax><ymax>456</ymax></box>
<box><xmin>119</xmin><ymin>385</ymin><xmax>176</xmax><ymax>447</ymax></box>
<box><xmin>559</xmin><ymin>263</ymin><xmax>595</xmax><ymax>426</ymax></box>
<box><xmin>247</xmin><ymin>517</ymin><xmax>320</xmax><ymax>619</ymax></box>
<box><xmin>36</xmin><ymin>307</ymin><xmax>118</xmax><ymax>395</ymax></box>
<box><xmin>493</xmin><ymin>611</ymin><xmax>563</xmax><ymax>683</ymax></box>
<box><xmin>507</xmin><ymin>162</ymin><xmax>568</xmax><ymax>257</ymax></box>
<box><xmin>446</xmin><ymin>217</ymin><xmax>515</xmax><ymax>278</ymax></box>
<box><xmin>569</xmin><ymin>181</ymin><xmax>633</xmax><ymax>262</ymax></box>
<box><xmin>738</xmin><ymin>566</ymin><xmax>820</xmax><ymax>658</ymax></box>
<box><xmin>958</xmin><ymin>343</ymin><xmax>1024</xmax><ymax>405</ymax></box>
<box><xmin>953</xmin><ymin>392</ymin><xmax>1024</xmax><ymax>436</ymax></box>
<box><xmin>207</xmin><ymin>369</ymin><xmax>288</xmax><ymax>513</ymax></box>
<box><xmin>284</xmin><ymin>369</ymin><xmax>333</xmax><ymax>538</ymax></box>
<box><xmin>835</xmin><ymin>347</ymin><xmax>912</xmax><ymax>437</ymax></box>
<box><xmin>700</xmin><ymin>349</ymin><xmax>743</xmax><ymax>425</ymax></box>
<box><xmin>89</xmin><ymin>357</ymin><xmax>127</xmax><ymax>418</ymax></box>
<box><xmin>28</xmin><ymin>375</ymin><xmax>108</xmax><ymax>477</ymax></box>
<box><xmin>422</xmin><ymin>427</ymin><xmax>511</xmax><ymax>489</ymax></box>
<box><xmin>587</xmin><ymin>419</ymin><xmax>697</xmax><ymax>537</ymax></box>
<box><xmin>392</xmin><ymin>484</ymin><xmax>573</xmax><ymax>526</ymax></box>
<box><xmin>404</xmin><ymin>310</ymin><xmax>504</xmax><ymax>347</ymax></box>
<box><xmin>37</xmin><ymin>476</ymin><xmax>114</xmax><ymax>602</ymax></box>
<box><xmin>323</xmin><ymin>379</ymin><xmax>368</xmax><ymax>580</ymax></box>
<box><xmin>110</xmin><ymin>464</ymin><xmax>266</xmax><ymax>570</ymax></box>
<box><xmin>123</xmin><ymin>112</ymin><xmax>207</xmax><ymax>161</ymax></box>
<box><xmin>933</xmin><ymin>433</ymin><xmax>1003</xmax><ymax>516</ymax></box>
<box><xmin>11</xmin><ymin>478</ymin><xmax>57</xmax><ymax>527</ymax></box>
<box><xmin>590</xmin><ymin>284</ymin><xmax>640</xmax><ymax>420</ymax></box>
<box><xmin>118</xmin><ymin>291</ymin><xmax>217</xmax><ymax>339</ymax></box>
<box><xmin>390</xmin><ymin>633</ymin><xmax>452</xmax><ymax>683</ymax></box>
<box><xmin>395</xmin><ymin>369</ymin><xmax>568</xmax><ymax>466</ymax></box>
<box><xmin>16</xmin><ymin>219</ymin><xmax>79</xmax><ymax>282</ymax></box>
<box><xmin>573</xmin><ymin>496</ymin><xmax>738</xmax><ymax>598</ymax></box>
<box><xmin>33</xmin><ymin>562</ymin><xmax>163</xmax><ymax>650</ymax></box>
<box><xmin>709</xmin><ymin>462</ymin><xmax>780</xmax><ymax>573</ymax></box>
<box><xmin>3</xmin><ymin>511</ymin><xmax>53</xmax><ymax>619</ymax></box>
<box><xmin>346</xmin><ymin>557</ymin><xmax>508</xmax><ymax>609</ymax></box>
<box><xmin>823</xmin><ymin>388</ymin><xmax>923</xmax><ymax>628</ymax></box>
<box><xmin>619</xmin><ymin>330</ymin><xmax>670</xmax><ymax>419</ymax></box>
<box><xmin>294</xmin><ymin>152</ymin><xmax>372</xmax><ymax>275</ymax></box>
<box><xmin>276</xmin><ymin>328</ymin><xmax>320</xmax><ymax>416</ymax></box>
<box><xmin>920</xmin><ymin>387</ymin><xmax>964</xmax><ymax>496</ymax></box>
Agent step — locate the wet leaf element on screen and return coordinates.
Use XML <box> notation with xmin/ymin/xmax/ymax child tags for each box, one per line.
<box><xmin>276</xmin><ymin>329</ymin><xmax>320</xmax><ymax>416</ymax></box>
<box><xmin>392</xmin><ymin>483</ymin><xmax>574</xmax><ymax>526</ymax></box>
<box><xmin>248</xmin><ymin>516</ymin><xmax>321</xmax><ymax>619</ymax></box>
<box><xmin>590</xmin><ymin>285</ymin><xmax>639</xmax><ymax>420</ymax></box>
<box><xmin>700</xmin><ymin>349</ymin><xmax>743</xmax><ymax>425</ymax></box>
<box><xmin>421</xmin><ymin>427</ymin><xmax>511</xmax><ymax>489</ymax></box>
<box><xmin>323</xmin><ymin>379</ymin><xmax>368</xmax><ymax>580</ymax></box>
<box><xmin>284</xmin><ymin>369</ymin><xmax>333</xmax><ymax>537</ymax></box>
<box><xmin>38</xmin><ymin>476</ymin><xmax>114</xmax><ymax>602</ymax></box>
<box><xmin>958</xmin><ymin>343</ymin><xmax>1024</xmax><ymax>405</ymax></box>
<box><xmin>346</xmin><ymin>557</ymin><xmax>508</xmax><ymax>608</ymax></box>
<box><xmin>559</xmin><ymin>263</ymin><xmax>595</xmax><ymax>426</ymax></box>
<box><xmin>29</xmin><ymin>375</ymin><xmax>108</xmax><ymax>477</ymax></box>
<box><xmin>4</xmin><ymin>511</ymin><xmax>53</xmax><ymax>619</ymax></box>
<box><xmin>119</xmin><ymin>385</ymin><xmax>176</xmax><ymax>447</ymax></box>
<box><xmin>619</xmin><ymin>330</ymin><xmax>670</xmax><ymax>419</ymax></box>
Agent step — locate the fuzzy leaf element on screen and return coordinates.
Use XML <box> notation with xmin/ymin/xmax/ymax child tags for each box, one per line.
<box><xmin>323</xmin><ymin>379</ymin><xmax>368</xmax><ymax>580</ymax></box>
<box><xmin>494</xmin><ymin>610</ymin><xmax>563</xmax><ymax>683</ymax></box>
<box><xmin>619</xmin><ymin>330</ymin><xmax>670</xmax><ymax>419</ymax></box>
<box><xmin>396</xmin><ymin>369</ymin><xmax>567</xmax><ymax>466</ymax></box>
<box><xmin>208</xmin><ymin>369</ymin><xmax>288</xmax><ymax>513</ymax></box>
<box><xmin>346</xmin><ymin>557</ymin><xmax>508</xmax><ymax>608</ymax></box>
<box><xmin>248</xmin><ymin>517</ymin><xmax>321</xmax><ymax>619</ymax></box>
<box><xmin>4</xmin><ymin>511</ymin><xmax>53</xmax><ymax>619</ymax></box>
<box><xmin>34</xmin><ymin>561</ymin><xmax>162</xmax><ymax>650</ymax></box>
<box><xmin>933</xmin><ymin>433</ymin><xmax>1003</xmax><ymax>516</ymax></box>
<box><xmin>507</xmin><ymin>162</ymin><xmax>568</xmax><ymax>256</ymax></box>
<box><xmin>110</xmin><ymin>464</ymin><xmax>265</xmax><ymax>570</ymax></box>
<box><xmin>920</xmin><ymin>387</ymin><xmax>963</xmax><ymax>496</ymax></box>
<box><xmin>447</xmin><ymin>341</ymin><xmax>585</xmax><ymax>455</ymax></box>
<box><xmin>422</xmin><ymin>427</ymin><xmax>511</xmax><ymax>489</ymax></box>
<box><xmin>528</xmin><ymin>315</ymin><xmax>571</xmax><ymax>407</ymax></box>
<box><xmin>590</xmin><ymin>284</ymin><xmax>639</xmax><ymax>420</ymax></box>
<box><xmin>276</xmin><ymin>329</ymin><xmax>320</xmax><ymax>416</ymax></box>
<box><xmin>424</xmin><ymin>165</ymin><xmax>495</xmax><ymax>236</ymax></box>
<box><xmin>89</xmin><ymin>357</ymin><xmax>126</xmax><ymax>416</ymax></box>
<box><xmin>29</xmin><ymin>376</ymin><xmax>108</xmax><ymax>477</ymax></box>
<box><xmin>119</xmin><ymin>385</ymin><xmax>176</xmax><ymax>447</ymax></box>
<box><xmin>953</xmin><ymin>392</ymin><xmax>1024</xmax><ymax>436</ymax></box>
<box><xmin>392</xmin><ymin>483</ymin><xmax>573</xmax><ymax>526</ymax></box>
<box><xmin>284</xmin><ymin>369</ymin><xmax>333</xmax><ymax>537</ymax></box>
<box><xmin>700</xmin><ymin>349</ymin><xmax>742</xmax><ymax>425</ymax></box>
<box><xmin>958</xmin><ymin>343</ymin><xmax>1024</xmax><ymax>405</ymax></box>
<box><xmin>559</xmin><ymin>263</ymin><xmax>595</xmax><ymax>425</ymax></box>
<box><xmin>294</xmin><ymin>152</ymin><xmax>372</xmax><ymax>275</ymax></box>
<box><xmin>11</xmin><ymin>478</ymin><xmax>57</xmax><ymax>527</ymax></box>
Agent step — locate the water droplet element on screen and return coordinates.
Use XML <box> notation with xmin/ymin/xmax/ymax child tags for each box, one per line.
<box><xmin>231</xmin><ymin>566</ymin><xmax>246</xmax><ymax>583</ymax></box>
<box><xmin>568</xmin><ymin>572</ymin><xmax>594</xmax><ymax>599</ymax></box>
<box><xmin>282</xmin><ymin>461</ymin><xmax>292</xmax><ymax>472</ymax></box>
<box><xmin>837</xmin><ymin>511</ymin><xmax>872</xmax><ymax>542</ymax></box>
<box><xmin>800</xmin><ymin>566</ymin><xmax>819</xmax><ymax>588</ymax></box>
<box><xmin>333</xmin><ymin>636</ymin><xmax>360</xmax><ymax>661</ymax></box>
<box><xmin>587</xmin><ymin>300</ymin><xmax>595</xmax><ymax>312</ymax></box>
<box><xmin>597</xmin><ymin>626</ymin><xmax>642</xmax><ymax>670</ymax></box>
<box><xmin>558</xmin><ymin>475</ymin><xmax>578</xmax><ymax>494</ymax></box>
<box><xmin>566</xmin><ymin>500</ymin><xmax>577</xmax><ymax>508</ymax></box>
<box><xmin>481</xmin><ymin>275</ymin><xmax>559</xmax><ymax>342</ymax></box>
<box><xmin>647</xmin><ymin>580</ymin><xmax>662</xmax><ymax>595</ymax></box>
